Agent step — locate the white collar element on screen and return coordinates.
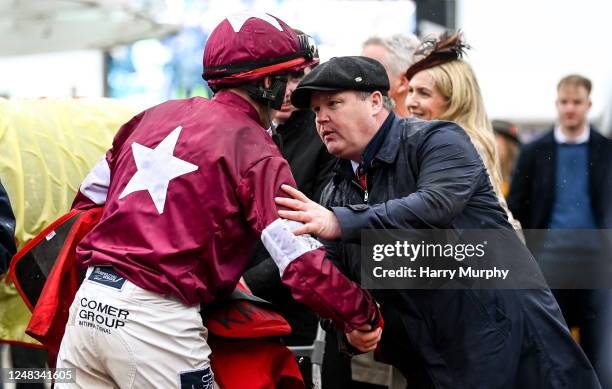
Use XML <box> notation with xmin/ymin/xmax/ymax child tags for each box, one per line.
<box><xmin>554</xmin><ymin>125</ymin><xmax>590</xmax><ymax>144</ymax></box>
<box><xmin>350</xmin><ymin>160</ymin><xmax>360</xmax><ymax>174</ymax></box>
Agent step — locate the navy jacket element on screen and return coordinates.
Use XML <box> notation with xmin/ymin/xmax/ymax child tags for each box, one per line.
<box><xmin>321</xmin><ymin>114</ymin><xmax>600</xmax><ymax>389</ymax></box>
<box><xmin>508</xmin><ymin>127</ymin><xmax>612</xmax><ymax>230</ymax></box>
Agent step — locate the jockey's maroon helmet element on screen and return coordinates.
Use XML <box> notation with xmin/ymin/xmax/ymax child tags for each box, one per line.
<box><xmin>202</xmin><ymin>13</ymin><xmax>319</xmax><ymax>94</ymax></box>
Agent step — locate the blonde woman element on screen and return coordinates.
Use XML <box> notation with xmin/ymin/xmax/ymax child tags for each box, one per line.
<box><xmin>405</xmin><ymin>33</ymin><xmax>521</xmax><ymax>230</ymax></box>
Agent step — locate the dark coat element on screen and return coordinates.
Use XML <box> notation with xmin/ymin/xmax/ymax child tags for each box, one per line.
<box><xmin>508</xmin><ymin>127</ymin><xmax>612</xmax><ymax>230</ymax></box>
<box><xmin>244</xmin><ymin>109</ymin><xmax>336</xmax><ymax>345</ymax></box>
<box><xmin>276</xmin><ymin>109</ymin><xmax>337</xmax><ymax>204</ymax></box>
<box><xmin>507</xmin><ymin>127</ymin><xmax>612</xmax><ymax>388</ymax></box>
<box><xmin>321</xmin><ymin>114</ymin><xmax>600</xmax><ymax>389</ymax></box>
<box><xmin>0</xmin><ymin>180</ymin><xmax>17</xmax><ymax>273</ymax></box>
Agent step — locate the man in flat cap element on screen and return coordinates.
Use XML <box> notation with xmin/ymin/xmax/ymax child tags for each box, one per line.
<box><xmin>277</xmin><ymin>56</ymin><xmax>601</xmax><ymax>388</ymax></box>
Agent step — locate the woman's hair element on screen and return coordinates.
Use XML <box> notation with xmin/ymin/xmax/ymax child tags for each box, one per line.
<box><xmin>424</xmin><ymin>60</ymin><xmax>521</xmax><ymax>229</ymax></box>
<box><xmin>405</xmin><ymin>32</ymin><xmax>521</xmax><ymax>229</ymax></box>
<box><xmin>425</xmin><ymin>60</ymin><xmax>503</xmax><ymax>196</ymax></box>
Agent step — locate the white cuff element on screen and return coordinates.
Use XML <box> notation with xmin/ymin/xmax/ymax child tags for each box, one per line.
<box><xmin>261</xmin><ymin>218</ymin><xmax>322</xmax><ymax>275</ymax></box>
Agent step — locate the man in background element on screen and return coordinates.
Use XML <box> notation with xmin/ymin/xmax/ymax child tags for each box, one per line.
<box><xmin>509</xmin><ymin>74</ymin><xmax>612</xmax><ymax>388</ymax></box>
<box><xmin>361</xmin><ymin>34</ymin><xmax>420</xmax><ymax>118</ymax></box>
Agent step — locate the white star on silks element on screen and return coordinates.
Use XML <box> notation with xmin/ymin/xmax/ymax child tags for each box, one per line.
<box><xmin>119</xmin><ymin>126</ymin><xmax>198</xmax><ymax>214</ymax></box>
<box><xmin>226</xmin><ymin>12</ymin><xmax>283</xmax><ymax>32</ymax></box>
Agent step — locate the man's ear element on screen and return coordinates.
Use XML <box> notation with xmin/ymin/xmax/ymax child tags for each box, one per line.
<box><xmin>370</xmin><ymin>91</ymin><xmax>384</xmax><ymax>114</ymax></box>
<box><xmin>396</xmin><ymin>74</ymin><xmax>409</xmax><ymax>95</ymax></box>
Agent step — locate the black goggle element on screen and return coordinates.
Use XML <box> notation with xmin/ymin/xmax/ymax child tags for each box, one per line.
<box><xmin>297</xmin><ymin>34</ymin><xmax>319</xmax><ymax>61</ymax></box>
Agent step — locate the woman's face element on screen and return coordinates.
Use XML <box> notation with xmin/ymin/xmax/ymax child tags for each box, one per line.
<box><xmin>406</xmin><ymin>70</ymin><xmax>448</xmax><ymax>120</ymax></box>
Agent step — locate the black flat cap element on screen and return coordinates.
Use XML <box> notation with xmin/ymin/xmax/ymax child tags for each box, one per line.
<box><xmin>291</xmin><ymin>56</ymin><xmax>390</xmax><ymax>109</ymax></box>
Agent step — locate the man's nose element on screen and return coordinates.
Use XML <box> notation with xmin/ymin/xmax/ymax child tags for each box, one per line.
<box><xmin>316</xmin><ymin>110</ymin><xmax>329</xmax><ymax>124</ymax></box>
<box><xmin>316</xmin><ymin>116</ymin><xmax>329</xmax><ymax>129</ymax></box>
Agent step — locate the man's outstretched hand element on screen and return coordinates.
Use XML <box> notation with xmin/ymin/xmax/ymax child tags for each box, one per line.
<box><xmin>346</xmin><ymin>324</ymin><xmax>382</xmax><ymax>353</ymax></box>
<box><xmin>275</xmin><ymin>184</ymin><xmax>342</xmax><ymax>240</ymax></box>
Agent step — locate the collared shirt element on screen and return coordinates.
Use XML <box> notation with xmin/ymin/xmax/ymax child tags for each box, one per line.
<box><xmin>350</xmin><ymin>111</ymin><xmax>396</xmax><ymax>173</ymax></box>
<box><xmin>554</xmin><ymin>125</ymin><xmax>590</xmax><ymax>144</ymax></box>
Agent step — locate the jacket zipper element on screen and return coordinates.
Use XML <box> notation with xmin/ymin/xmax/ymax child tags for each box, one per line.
<box><xmin>350</xmin><ymin>180</ymin><xmax>368</xmax><ymax>204</ymax></box>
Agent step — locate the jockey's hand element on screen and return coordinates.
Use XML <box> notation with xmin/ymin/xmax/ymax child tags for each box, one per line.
<box><xmin>346</xmin><ymin>324</ymin><xmax>382</xmax><ymax>353</ymax></box>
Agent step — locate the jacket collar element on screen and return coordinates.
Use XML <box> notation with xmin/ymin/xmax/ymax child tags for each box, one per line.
<box><xmin>360</xmin><ymin>111</ymin><xmax>396</xmax><ymax>169</ymax></box>
<box><xmin>554</xmin><ymin>124</ymin><xmax>590</xmax><ymax>144</ymax></box>
<box><xmin>371</xmin><ymin>112</ymin><xmax>402</xmax><ymax>165</ymax></box>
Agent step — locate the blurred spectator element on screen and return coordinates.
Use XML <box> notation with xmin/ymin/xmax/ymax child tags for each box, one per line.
<box><xmin>0</xmin><ymin>180</ymin><xmax>16</xmax><ymax>273</ymax></box>
<box><xmin>508</xmin><ymin>74</ymin><xmax>612</xmax><ymax>388</ymax></box>
<box><xmin>0</xmin><ymin>179</ymin><xmax>11</xmax><ymax>389</ymax></box>
<box><xmin>405</xmin><ymin>33</ymin><xmax>521</xmax><ymax>230</ymax></box>
<box><xmin>1</xmin><ymin>180</ymin><xmax>46</xmax><ymax>389</ymax></box>
<box><xmin>362</xmin><ymin>33</ymin><xmax>420</xmax><ymax>118</ymax></box>
<box><xmin>492</xmin><ymin>120</ymin><xmax>521</xmax><ymax>197</ymax></box>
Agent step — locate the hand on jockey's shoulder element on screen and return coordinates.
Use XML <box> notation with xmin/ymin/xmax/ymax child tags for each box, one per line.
<box><xmin>275</xmin><ymin>184</ymin><xmax>342</xmax><ymax>240</ymax></box>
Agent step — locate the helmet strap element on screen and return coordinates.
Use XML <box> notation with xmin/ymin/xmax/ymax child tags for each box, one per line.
<box><xmin>241</xmin><ymin>75</ymin><xmax>288</xmax><ymax>111</ymax></box>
